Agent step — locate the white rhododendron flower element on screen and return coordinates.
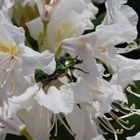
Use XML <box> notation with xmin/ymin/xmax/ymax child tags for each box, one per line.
<box><xmin>62</xmin><ymin>39</ymin><xmax>116</xmax><ymax>139</ymax></box>
<box><xmin>0</xmin><ymin>12</ymin><xmax>74</xmax><ymax>140</ymax></box>
<box><xmin>0</xmin><ymin>0</ymin><xmax>140</xmax><ymax>140</ymax></box>
<box><xmin>0</xmin><ymin>13</ymin><xmax>28</xmax><ymax>138</ymax></box>
<box><xmin>8</xmin><ymin>83</ymin><xmax>74</xmax><ymax>140</ymax></box>
<box><xmin>62</xmin><ymin>36</ymin><xmax>127</xmax><ymax>115</ymax></box>
<box><xmin>111</xmin><ymin>55</ymin><xmax>140</xmax><ymax>88</ymax></box>
<box><xmin>62</xmin><ymin>0</ymin><xmax>138</xmax><ymax>63</ymax></box>
<box><xmin>47</xmin><ymin>0</ymin><xmax>98</xmax><ymax>52</ymax></box>
<box><xmin>23</xmin><ymin>0</ymin><xmax>98</xmax><ymax>52</ymax></box>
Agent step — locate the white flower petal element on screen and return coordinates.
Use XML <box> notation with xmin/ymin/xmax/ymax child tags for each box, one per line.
<box><xmin>62</xmin><ymin>42</ymin><xmax>99</xmax><ymax>87</ymax></box>
<box><xmin>19</xmin><ymin>46</ymin><xmax>56</xmax><ymax>75</ymax></box>
<box><xmin>71</xmin><ymin>80</ymin><xmax>93</xmax><ymax>104</ymax></box>
<box><xmin>111</xmin><ymin>84</ymin><xmax>127</xmax><ymax>102</ymax></box>
<box><xmin>34</xmin><ymin>85</ymin><xmax>74</xmax><ymax>114</ymax></box>
<box><xmin>0</xmin><ymin>102</ymin><xmax>25</xmax><ymax>136</ymax></box>
<box><xmin>18</xmin><ymin>101</ymin><xmax>51</xmax><ymax>140</ymax></box>
<box><xmin>96</xmin><ymin>0</ymin><xmax>138</xmax><ymax>45</ymax></box>
<box><xmin>65</xmin><ymin>105</ymin><xmax>85</xmax><ymax>140</ymax></box>
<box><xmin>26</xmin><ymin>17</ymin><xmax>43</xmax><ymax>40</ymax></box>
<box><xmin>92</xmin><ymin>134</ymin><xmax>105</xmax><ymax>140</ymax></box>
<box><xmin>8</xmin><ymin>84</ymin><xmax>38</xmax><ymax>116</ymax></box>
<box><xmin>0</xmin><ymin>15</ymin><xmax>24</xmax><ymax>54</ymax></box>
<box><xmin>47</xmin><ymin>0</ymin><xmax>97</xmax><ymax>52</ymax></box>
<box><xmin>65</xmin><ymin>104</ymin><xmax>96</xmax><ymax>140</ymax></box>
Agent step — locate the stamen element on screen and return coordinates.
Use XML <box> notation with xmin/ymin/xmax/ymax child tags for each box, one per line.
<box><xmin>113</xmin><ymin>101</ymin><xmax>132</xmax><ymax>113</ymax></box>
<box><xmin>95</xmin><ymin>119</ymin><xmax>108</xmax><ymax>135</ymax></box>
<box><xmin>106</xmin><ymin>117</ymin><xmax>113</xmax><ymax>121</ymax></box>
<box><xmin>116</xmin><ymin>129</ymin><xmax>123</xmax><ymax>134</ymax></box>
<box><xmin>48</xmin><ymin>115</ymin><xmax>56</xmax><ymax>136</ymax></box>
<box><xmin>57</xmin><ymin>114</ymin><xmax>76</xmax><ymax>137</ymax></box>
<box><xmin>0</xmin><ymin>56</ymin><xmax>17</xmax><ymax>88</ymax></box>
<box><xmin>0</xmin><ymin>56</ymin><xmax>12</xmax><ymax>68</ymax></box>
<box><xmin>111</xmin><ymin>104</ymin><xmax>128</xmax><ymax>115</ymax></box>
<box><xmin>103</xmin><ymin>73</ymin><xmax>111</xmax><ymax>78</ymax></box>
<box><xmin>126</xmin><ymin>86</ymin><xmax>140</xmax><ymax>98</ymax></box>
<box><xmin>118</xmin><ymin>111</ymin><xmax>140</xmax><ymax>120</ymax></box>
<box><xmin>8</xmin><ymin>57</ymin><xmax>17</xmax><ymax>71</ymax></box>
<box><xmin>130</xmin><ymin>104</ymin><xmax>136</xmax><ymax>112</ymax></box>
<box><xmin>109</xmin><ymin>112</ymin><xmax>134</xmax><ymax>131</ymax></box>
<box><xmin>97</xmin><ymin>118</ymin><xmax>115</xmax><ymax>134</ymax></box>
<box><xmin>6</xmin><ymin>81</ymin><xmax>16</xmax><ymax>96</ymax></box>
<box><xmin>0</xmin><ymin>56</ymin><xmax>12</xmax><ymax>88</ymax></box>
<box><xmin>54</xmin><ymin>119</ymin><xmax>58</xmax><ymax>136</ymax></box>
<box><xmin>109</xmin><ymin>111</ymin><xmax>129</xmax><ymax>125</ymax></box>
<box><xmin>102</xmin><ymin>115</ymin><xmax>118</xmax><ymax>140</ymax></box>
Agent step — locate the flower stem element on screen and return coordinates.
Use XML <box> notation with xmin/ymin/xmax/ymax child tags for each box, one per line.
<box><xmin>20</xmin><ymin>127</ymin><xmax>33</xmax><ymax>140</ymax></box>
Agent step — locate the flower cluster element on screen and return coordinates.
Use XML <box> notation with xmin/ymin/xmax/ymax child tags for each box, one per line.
<box><xmin>0</xmin><ymin>0</ymin><xmax>140</xmax><ymax>140</ymax></box>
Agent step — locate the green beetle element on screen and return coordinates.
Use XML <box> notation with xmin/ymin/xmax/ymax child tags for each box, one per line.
<box><xmin>34</xmin><ymin>53</ymin><xmax>87</xmax><ymax>88</ymax></box>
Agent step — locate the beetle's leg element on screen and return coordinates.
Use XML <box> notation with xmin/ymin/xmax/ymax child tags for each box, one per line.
<box><xmin>69</xmin><ymin>70</ymin><xmax>77</xmax><ymax>82</ymax></box>
<box><xmin>66</xmin><ymin>73</ymin><xmax>72</xmax><ymax>83</ymax></box>
<box><xmin>70</xmin><ymin>67</ymin><xmax>89</xmax><ymax>74</ymax></box>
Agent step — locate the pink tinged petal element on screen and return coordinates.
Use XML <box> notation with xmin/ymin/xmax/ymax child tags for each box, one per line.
<box><xmin>34</xmin><ymin>86</ymin><xmax>74</xmax><ymax>114</ymax></box>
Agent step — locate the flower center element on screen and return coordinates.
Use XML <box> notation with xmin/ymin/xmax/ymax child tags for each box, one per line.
<box><xmin>0</xmin><ymin>42</ymin><xmax>19</xmax><ymax>56</ymax></box>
